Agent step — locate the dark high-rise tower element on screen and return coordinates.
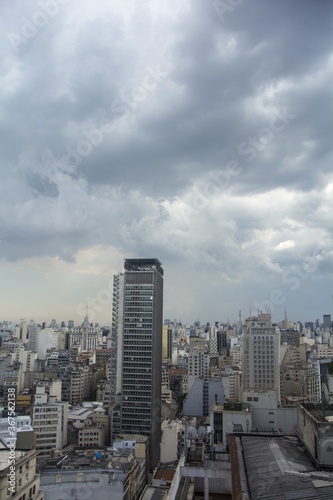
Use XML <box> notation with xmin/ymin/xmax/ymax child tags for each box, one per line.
<box><xmin>117</xmin><ymin>258</ymin><xmax>163</xmax><ymax>469</ymax></box>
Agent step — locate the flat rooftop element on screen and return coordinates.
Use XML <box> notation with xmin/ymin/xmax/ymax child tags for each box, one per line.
<box><xmin>124</xmin><ymin>258</ymin><xmax>163</xmax><ymax>275</ymax></box>
<box><xmin>0</xmin><ymin>445</ymin><xmax>28</xmax><ymax>472</ymax></box>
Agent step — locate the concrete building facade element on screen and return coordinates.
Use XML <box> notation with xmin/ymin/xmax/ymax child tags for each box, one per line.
<box><xmin>32</xmin><ymin>387</ymin><xmax>68</xmax><ymax>457</ymax></box>
<box><xmin>242</xmin><ymin>313</ymin><xmax>280</xmax><ymax>408</ymax></box>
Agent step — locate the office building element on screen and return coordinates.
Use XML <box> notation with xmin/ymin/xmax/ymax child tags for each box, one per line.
<box><xmin>114</xmin><ymin>258</ymin><xmax>163</xmax><ymax>468</ymax></box>
<box><xmin>242</xmin><ymin>313</ymin><xmax>280</xmax><ymax>408</ymax></box>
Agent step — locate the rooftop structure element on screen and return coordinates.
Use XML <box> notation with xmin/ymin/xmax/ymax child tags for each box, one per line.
<box><xmin>230</xmin><ymin>433</ymin><xmax>333</xmax><ymax>499</ymax></box>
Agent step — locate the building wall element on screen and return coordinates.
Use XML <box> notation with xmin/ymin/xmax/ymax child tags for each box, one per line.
<box><xmin>214</xmin><ymin>409</ymin><xmax>252</xmax><ymax>444</ymax></box>
<box><xmin>78</xmin><ymin>425</ymin><xmax>106</xmax><ymax>447</ymax></box>
<box><xmin>297</xmin><ymin>405</ymin><xmax>333</xmax><ymax>466</ymax></box>
<box><xmin>183</xmin><ymin>378</ymin><xmax>224</xmax><ymax>417</ymax></box>
<box><xmin>252</xmin><ymin>407</ymin><xmax>297</xmax><ymax>433</ymax></box>
<box><xmin>162</xmin><ymin>324</ymin><xmax>172</xmax><ymax>359</ymax></box>
<box><xmin>160</xmin><ymin>419</ymin><xmax>181</xmax><ymax>463</ymax></box>
<box><xmin>242</xmin><ymin>389</ymin><xmax>279</xmax><ymax>410</ymax></box>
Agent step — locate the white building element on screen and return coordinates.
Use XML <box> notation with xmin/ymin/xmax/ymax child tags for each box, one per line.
<box><xmin>160</xmin><ymin>419</ymin><xmax>182</xmax><ymax>463</ymax></box>
<box><xmin>32</xmin><ymin>386</ymin><xmax>68</xmax><ymax>457</ymax></box>
<box><xmin>27</xmin><ymin>319</ymin><xmax>39</xmax><ymax>351</ymax></box>
<box><xmin>34</xmin><ymin>378</ymin><xmax>62</xmax><ymax>400</ymax></box>
<box><xmin>37</xmin><ymin>328</ymin><xmax>58</xmax><ymax>359</ymax></box>
<box><xmin>0</xmin><ymin>415</ymin><xmax>33</xmax><ymax>446</ymax></box>
<box><xmin>242</xmin><ymin>313</ymin><xmax>280</xmax><ymax>409</ymax></box>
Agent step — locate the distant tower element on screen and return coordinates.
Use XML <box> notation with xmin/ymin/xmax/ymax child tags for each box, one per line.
<box><xmin>323</xmin><ymin>314</ymin><xmax>331</xmax><ymax>329</ymax></box>
<box><xmin>82</xmin><ymin>304</ymin><xmax>89</xmax><ymax>327</ymax></box>
<box><xmin>20</xmin><ymin>319</ymin><xmax>28</xmax><ymax>343</ymax></box>
<box><xmin>237</xmin><ymin>309</ymin><xmax>242</xmax><ymax>335</ymax></box>
<box><xmin>283</xmin><ymin>308</ymin><xmax>289</xmax><ymax>329</ymax></box>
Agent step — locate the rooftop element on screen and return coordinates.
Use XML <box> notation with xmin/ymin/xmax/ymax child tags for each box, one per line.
<box><xmin>0</xmin><ymin>441</ymin><xmax>29</xmax><ymax>472</ymax></box>
<box><xmin>154</xmin><ymin>467</ymin><xmax>176</xmax><ymax>482</ymax></box>
<box><xmin>124</xmin><ymin>258</ymin><xmax>163</xmax><ymax>275</ymax></box>
<box><xmin>139</xmin><ymin>485</ymin><xmax>167</xmax><ymax>500</ymax></box>
<box><xmin>231</xmin><ymin>434</ymin><xmax>333</xmax><ymax>499</ymax></box>
<box><xmin>114</xmin><ymin>434</ymin><xmax>149</xmax><ymax>443</ymax></box>
<box><xmin>38</xmin><ymin>448</ymin><xmax>135</xmax><ymax>472</ymax></box>
<box><xmin>301</xmin><ymin>403</ymin><xmax>333</xmax><ymax>423</ymax></box>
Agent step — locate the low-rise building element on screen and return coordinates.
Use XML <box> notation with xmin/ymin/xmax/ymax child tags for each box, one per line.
<box><xmin>39</xmin><ymin>438</ymin><xmax>148</xmax><ymax>500</ymax></box>
<box><xmin>0</xmin><ymin>444</ymin><xmax>44</xmax><ymax>500</ymax></box>
<box><xmin>210</xmin><ymin>402</ymin><xmax>252</xmax><ymax>445</ymax></box>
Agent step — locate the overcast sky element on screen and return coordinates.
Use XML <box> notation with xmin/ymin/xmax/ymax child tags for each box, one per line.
<box><xmin>0</xmin><ymin>0</ymin><xmax>332</xmax><ymax>326</ymax></box>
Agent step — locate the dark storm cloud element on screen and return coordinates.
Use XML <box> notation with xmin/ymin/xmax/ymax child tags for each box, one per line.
<box><xmin>0</xmin><ymin>0</ymin><xmax>332</xmax><ymax>322</ymax></box>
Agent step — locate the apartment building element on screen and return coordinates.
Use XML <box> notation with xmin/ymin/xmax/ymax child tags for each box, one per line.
<box><xmin>32</xmin><ymin>387</ymin><xmax>68</xmax><ymax>457</ymax></box>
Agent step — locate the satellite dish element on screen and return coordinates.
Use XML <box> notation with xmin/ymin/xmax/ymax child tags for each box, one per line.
<box><xmin>186</xmin><ymin>426</ymin><xmax>197</xmax><ymax>439</ymax></box>
<box><xmin>197</xmin><ymin>426</ymin><xmax>207</xmax><ymax>438</ymax></box>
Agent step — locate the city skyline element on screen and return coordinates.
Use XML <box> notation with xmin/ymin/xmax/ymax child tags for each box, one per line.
<box><xmin>0</xmin><ymin>1</ymin><xmax>332</xmax><ymax>325</ymax></box>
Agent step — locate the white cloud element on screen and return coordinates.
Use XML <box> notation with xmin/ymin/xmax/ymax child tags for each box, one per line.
<box><xmin>275</xmin><ymin>240</ymin><xmax>295</xmax><ymax>251</ymax></box>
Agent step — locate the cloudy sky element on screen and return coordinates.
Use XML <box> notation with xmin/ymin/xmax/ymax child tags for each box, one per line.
<box><xmin>1</xmin><ymin>0</ymin><xmax>332</xmax><ymax>326</ymax></box>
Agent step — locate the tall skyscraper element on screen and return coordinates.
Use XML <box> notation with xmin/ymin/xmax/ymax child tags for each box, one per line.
<box><xmin>113</xmin><ymin>258</ymin><xmax>164</xmax><ymax>468</ymax></box>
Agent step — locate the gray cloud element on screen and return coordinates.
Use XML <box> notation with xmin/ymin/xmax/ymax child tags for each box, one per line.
<box><xmin>0</xmin><ymin>0</ymin><xmax>332</xmax><ymax>323</ymax></box>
